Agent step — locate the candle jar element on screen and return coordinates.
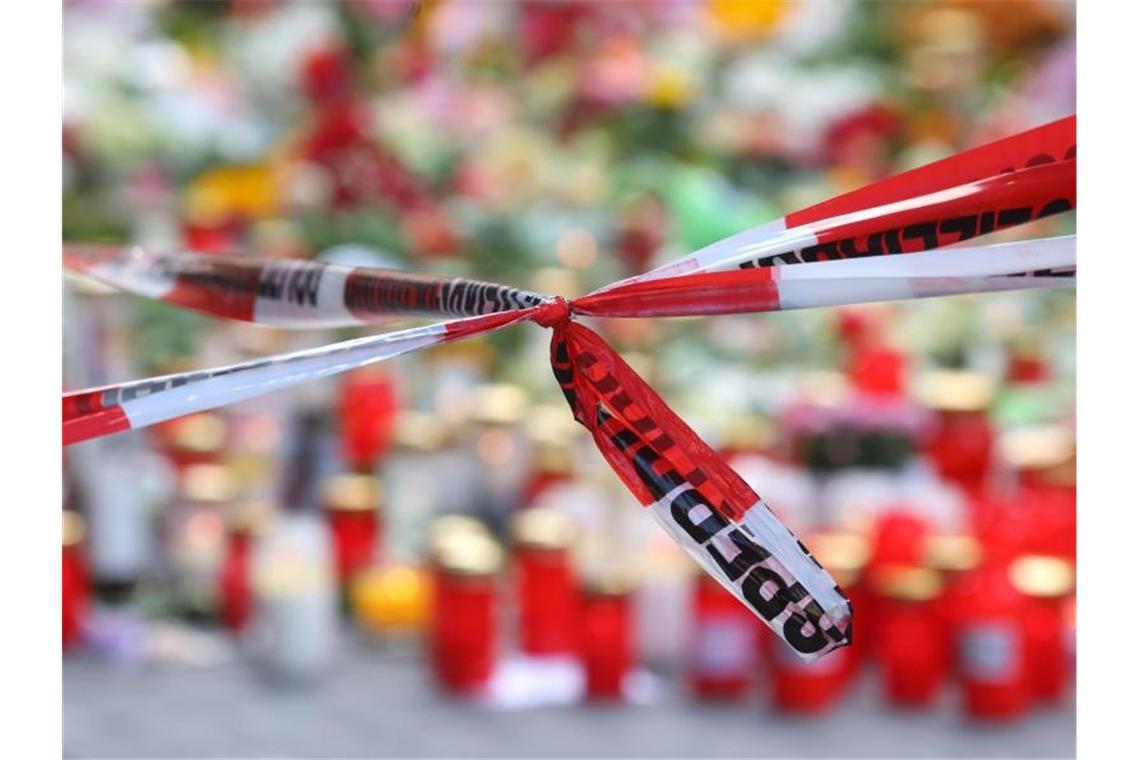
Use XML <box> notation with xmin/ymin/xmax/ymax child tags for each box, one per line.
<box><xmin>999</xmin><ymin>426</ymin><xmax>1076</xmax><ymax>560</ymax></box>
<box><xmin>425</xmin><ymin>514</ymin><xmax>492</xmax><ymax>677</ymax></box>
<box><xmin>62</xmin><ymin>511</ymin><xmax>89</xmax><ymax>651</ymax></box>
<box><xmin>956</xmin><ymin>564</ymin><xmax>1030</xmax><ymax>721</ymax></box>
<box><xmin>430</xmin><ymin>532</ymin><xmax>502</xmax><ymax>695</ymax></box>
<box><xmin>522</xmin><ymin>438</ymin><xmax>575</xmax><ymax>505</ymax></box>
<box><xmin>165</xmin><ymin>413</ymin><xmax>228</xmax><ymax>472</ymax></box>
<box><xmin>1009</xmin><ymin>554</ymin><xmax>1075</xmax><ymax>703</ymax></box>
<box><xmin>808</xmin><ymin>532</ymin><xmax>870</xmax><ymax>679</ymax></box>
<box><xmin>322</xmin><ymin>474</ymin><xmax>383</xmax><ymax>592</ymax></box>
<box><xmin>580</xmin><ymin>576</ymin><xmax>635</xmax><ymax>702</ymax></box>
<box><xmin>251</xmin><ymin>552</ymin><xmax>338</xmax><ymax>685</ymax></box>
<box><xmin>917</xmin><ymin>370</ymin><xmax>995</xmax><ymax>491</ymax></box>
<box><xmin>719</xmin><ymin>413</ymin><xmax>775</xmax><ymax>462</ymax></box>
<box><xmin>219</xmin><ymin>500</ymin><xmax>273</xmax><ymax>634</ymax></box>
<box><xmin>766</xmin><ymin>632</ymin><xmax>852</xmax><ymax>714</ymax></box>
<box><xmin>469</xmin><ymin>383</ymin><xmax>530</xmax><ymax>519</ymax></box>
<box><xmin>168</xmin><ymin>463</ymin><xmax>237</xmax><ymax>620</ymax></box>
<box><xmin>865</xmin><ymin>512</ymin><xmax>930</xmax><ymax>660</ymax></box>
<box><xmin>871</xmin><ymin>565</ymin><xmax>946</xmax><ymax>708</ymax></box>
<box><xmin>384</xmin><ymin>412</ymin><xmax>451</xmax><ymax>562</ymax></box>
<box><xmin>511</xmin><ymin>508</ymin><xmax>578</xmax><ymax>657</ymax></box>
<box><xmin>999</xmin><ymin>425</ymin><xmax>1075</xmax><ymax>488</ymax></box>
<box><xmin>689</xmin><ymin>573</ymin><xmax>754</xmax><ymax>701</ymax></box>
<box><xmin>338</xmin><ymin>366</ymin><xmax>398</xmax><ymax>472</ymax></box>
<box><xmin>924</xmin><ymin>533</ymin><xmax>983</xmax><ymax>674</ymax></box>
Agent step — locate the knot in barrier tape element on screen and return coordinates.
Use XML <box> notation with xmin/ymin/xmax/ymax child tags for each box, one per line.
<box><xmin>532</xmin><ymin>296</ymin><xmax>571</xmax><ymax>328</ymax></box>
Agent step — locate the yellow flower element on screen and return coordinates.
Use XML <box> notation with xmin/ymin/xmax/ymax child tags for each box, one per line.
<box><xmin>646</xmin><ymin>65</ymin><xmax>697</xmax><ymax>110</ymax></box>
<box><xmin>707</xmin><ymin>0</ymin><xmax>787</xmax><ymax>43</ymax></box>
<box><xmin>351</xmin><ymin>565</ymin><xmax>431</xmax><ymax>635</ymax></box>
<box><xmin>185</xmin><ymin>165</ymin><xmax>279</xmax><ymax>222</ymax></box>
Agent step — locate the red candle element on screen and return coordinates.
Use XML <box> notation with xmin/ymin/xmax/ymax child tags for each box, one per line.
<box><xmin>425</xmin><ymin>515</ymin><xmax>491</xmax><ymax>684</ymax></box>
<box><xmin>718</xmin><ymin>413</ymin><xmax>775</xmax><ymax>462</ymax></box>
<box><xmin>871</xmin><ymin>565</ymin><xmax>946</xmax><ymax>708</ymax></box>
<box><xmin>430</xmin><ymin>533</ymin><xmax>501</xmax><ymax>695</ymax></box>
<box><xmin>522</xmin><ymin>439</ymin><xmax>574</xmax><ymax>505</ymax></box>
<box><xmin>924</xmin><ymin>534</ymin><xmax>983</xmax><ymax>674</ymax></box>
<box><xmin>168</xmin><ymin>464</ymin><xmax>237</xmax><ymax>620</ymax></box>
<box><xmin>917</xmin><ymin>370</ymin><xmax>995</xmax><ymax>489</ymax></box>
<box><xmin>865</xmin><ymin>511</ymin><xmax>930</xmax><ymax>659</ymax></box>
<box><xmin>999</xmin><ymin>426</ymin><xmax>1075</xmax><ymax>522</ymax></box>
<box><xmin>766</xmin><ymin>632</ymin><xmax>852</xmax><ymax>713</ymax></box>
<box><xmin>164</xmin><ymin>413</ymin><xmax>228</xmax><ymax>472</ymax></box>
<box><xmin>689</xmin><ymin>573</ymin><xmax>754</xmax><ymax>701</ymax></box>
<box><xmin>62</xmin><ymin>511</ymin><xmax>89</xmax><ymax>651</ymax></box>
<box><xmin>956</xmin><ymin>564</ymin><xmax>1030</xmax><ymax>721</ymax></box>
<box><xmin>807</xmin><ymin>532</ymin><xmax>870</xmax><ymax>679</ymax></box>
<box><xmin>580</xmin><ymin>576</ymin><xmax>635</xmax><ymax>701</ymax></box>
<box><xmin>218</xmin><ymin>500</ymin><xmax>271</xmax><ymax>634</ymax></box>
<box><xmin>1009</xmin><ymin>554</ymin><xmax>1075</xmax><ymax>703</ymax></box>
<box><xmin>322</xmin><ymin>474</ymin><xmax>383</xmax><ymax>590</ymax></box>
<box><xmin>338</xmin><ymin>366</ymin><xmax>398</xmax><ymax>472</ymax></box>
<box><xmin>511</xmin><ymin>508</ymin><xmax>578</xmax><ymax>656</ymax></box>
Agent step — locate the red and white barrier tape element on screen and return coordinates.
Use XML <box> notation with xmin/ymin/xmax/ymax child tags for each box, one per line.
<box><xmin>61</xmin><ymin>117</ymin><xmax>1078</xmax><ymax>662</ymax></box>
<box><xmin>613</xmin><ymin>114</ymin><xmax>1074</xmax><ymax>285</ymax></box>
<box><xmin>65</xmin><ymin>244</ymin><xmax>545</xmax><ymax>328</ymax></box>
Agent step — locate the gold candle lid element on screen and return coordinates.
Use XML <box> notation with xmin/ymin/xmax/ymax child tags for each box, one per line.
<box><xmin>924</xmin><ymin>534</ymin><xmax>983</xmax><ymax>573</ymax></box>
<box><xmin>1009</xmin><ymin>554</ymin><xmax>1075</xmax><ymax>598</ymax></box>
<box><xmin>171</xmin><ymin>413</ymin><xmax>227</xmax><ymax>454</ymax></box>
<box><xmin>323</xmin><ymin>473</ymin><xmax>383</xmax><ymax>512</ymax></box>
<box><xmin>63</xmin><ymin>510</ymin><xmax>86</xmax><ymax>547</ymax></box>
<box><xmin>916</xmin><ymin>370</ymin><xmax>994</xmax><ymax>412</ymax></box>
<box><xmin>580</xmin><ymin>558</ymin><xmax>639</xmax><ymax>597</ymax></box>
<box><xmin>870</xmin><ymin>564</ymin><xmax>943</xmax><ymax>602</ymax></box>
<box><xmin>426</xmin><ymin>515</ymin><xmax>489</xmax><ymax>559</ymax></box>
<box><xmin>582</xmin><ymin>572</ymin><xmax>637</xmax><ymax>598</ymax></box>
<box><xmin>180</xmin><ymin>463</ymin><xmax>238</xmax><ymax>503</ymax></box>
<box><xmin>437</xmin><ymin>532</ymin><xmax>504</xmax><ymax>577</ymax></box>
<box><xmin>230</xmin><ymin>499</ymin><xmax>275</xmax><ymax>535</ymax></box>
<box><xmin>535</xmin><ymin>440</ymin><xmax>574</xmax><ymax>476</ymax></box>
<box><xmin>722</xmin><ymin>413</ymin><xmax>774</xmax><ymax>452</ymax></box>
<box><xmin>526</xmin><ymin>404</ymin><xmax>580</xmax><ymax>443</ymax></box>
<box><xmin>809</xmin><ymin>532</ymin><xmax>870</xmax><ymax>573</ymax></box>
<box><xmin>527</xmin><ymin>405</ymin><xmax>578</xmax><ymax>475</ymax></box>
<box><xmin>471</xmin><ymin>383</ymin><xmax>528</xmax><ymax>426</ymax></box>
<box><xmin>998</xmin><ymin>425</ymin><xmax>1075</xmax><ymax>472</ymax></box>
<box><xmin>393</xmin><ymin>411</ymin><xmax>448</xmax><ymax>452</ymax></box>
<box><xmin>511</xmin><ymin>508</ymin><xmax>577</xmax><ymax>551</ymax></box>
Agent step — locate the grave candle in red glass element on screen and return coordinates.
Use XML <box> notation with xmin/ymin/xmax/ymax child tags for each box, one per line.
<box><xmin>918</xmin><ymin>371</ymin><xmax>995</xmax><ymax>491</ymax></box>
<box><xmin>689</xmin><ymin>572</ymin><xmax>754</xmax><ymax>701</ymax></box>
<box><xmin>1009</xmin><ymin>554</ymin><xmax>1075</xmax><ymax>704</ymax></box>
<box><xmin>871</xmin><ymin>565</ymin><xmax>946</xmax><ymax>708</ymax></box>
<box><xmin>322</xmin><ymin>474</ymin><xmax>382</xmax><ymax>591</ymax></box>
<box><xmin>956</xmin><ymin>564</ymin><xmax>1030</xmax><ymax>722</ymax></box>
<box><xmin>511</xmin><ymin>508</ymin><xmax>578</xmax><ymax>656</ymax></box>
<box><xmin>580</xmin><ymin>576</ymin><xmax>635</xmax><ymax>701</ymax></box>
<box><xmin>62</xmin><ymin>511</ymin><xmax>89</xmax><ymax>651</ymax></box>
<box><xmin>430</xmin><ymin>532</ymin><xmax>501</xmax><ymax>695</ymax></box>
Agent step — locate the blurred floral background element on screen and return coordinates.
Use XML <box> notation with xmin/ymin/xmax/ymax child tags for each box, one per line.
<box><xmin>63</xmin><ymin>1</ymin><xmax>1076</xmax><ymax>758</ymax></box>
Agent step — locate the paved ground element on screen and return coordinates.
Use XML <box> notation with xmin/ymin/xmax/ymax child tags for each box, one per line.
<box><xmin>63</xmin><ymin>642</ymin><xmax>1075</xmax><ymax>759</ymax></box>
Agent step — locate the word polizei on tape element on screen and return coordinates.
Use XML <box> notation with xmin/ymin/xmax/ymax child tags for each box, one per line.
<box><xmin>62</xmin><ymin>115</ymin><xmax>1076</xmax><ymax>662</ymax></box>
